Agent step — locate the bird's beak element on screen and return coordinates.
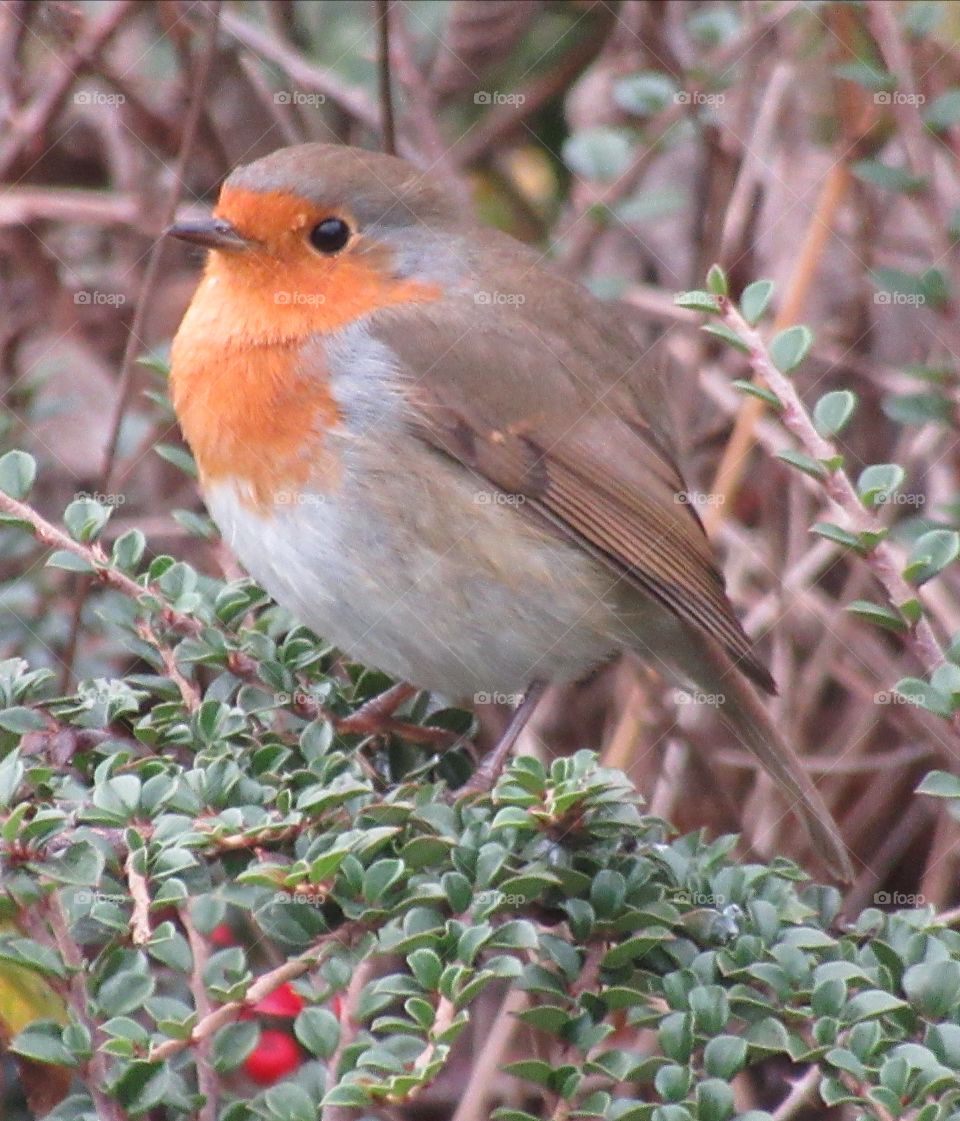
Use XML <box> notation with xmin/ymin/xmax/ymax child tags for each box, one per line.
<box><xmin>166</xmin><ymin>217</ymin><xmax>251</xmax><ymax>251</ymax></box>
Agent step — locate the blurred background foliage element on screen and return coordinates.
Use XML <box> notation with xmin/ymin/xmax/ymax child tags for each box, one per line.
<box><xmin>2</xmin><ymin>0</ymin><xmax>960</xmax><ymax>1117</ymax></box>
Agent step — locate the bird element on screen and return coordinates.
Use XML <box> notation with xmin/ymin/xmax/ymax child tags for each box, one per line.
<box><xmin>167</xmin><ymin>142</ymin><xmax>852</xmax><ymax>881</ymax></box>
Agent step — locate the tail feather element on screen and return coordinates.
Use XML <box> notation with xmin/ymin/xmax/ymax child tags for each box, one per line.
<box><xmin>671</xmin><ymin>637</ymin><xmax>854</xmax><ymax>883</ymax></box>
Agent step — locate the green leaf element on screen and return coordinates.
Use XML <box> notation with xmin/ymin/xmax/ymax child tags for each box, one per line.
<box><xmin>740</xmin><ymin>279</ymin><xmax>774</xmax><ymax>325</ymax></box>
<box><xmin>923</xmin><ymin>89</ymin><xmax>960</xmax><ymax>131</ymax></box>
<box><xmin>154</xmin><ymin>443</ymin><xmax>197</xmax><ymax>478</ymax></box>
<box><xmin>731</xmin><ymin>379</ymin><xmax>781</xmax><ymax>407</ymax></box>
<box><xmin>10</xmin><ymin>1020</ymin><xmax>76</xmax><ymax>1066</ymax></box>
<box><xmin>852</xmin><ymin>158</ymin><xmax>926</xmax><ymax>193</ymax></box>
<box><xmin>294</xmin><ymin>1006</ymin><xmax>340</xmax><ymax>1058</ymax></box>
<box><xmin>775</xmin><ymin>450</ymin><xmax>827</xmax><ymax>479</ymax></box>
<box><xmin>46</xmin><ymin>550</ymin><xmax>94</xmax><ymax>573</ymax></box>
<box><xmin>0</xmin><ymin>450</ymin><xmax>37</xmax><ymax>500</ymax></box>
<box><xmin>706</xmin><ymin>264</ymin><xmax>728</xmax><ymax>296</ymax></box>
<box><xmin>0</xmin><ymin>705</ymin><xmax>47</xmax><ymax>733</ymax></box>
<box><xmin>811</xmin><ymin>522</ymin><xmax>863</xmax><ymax>551</ymax></box>
<box><xmin>903</xmin><ymin>961</ymin><xmax>960</xmax><ymax>1018</ymax></box>
<box><xmin>63</xmin><ymin>498</ymin><xmax>111</xmax><ymax>544</ymax></box>
<box><xmin>813</xmin><ymin>390</ymin><xmax>857</xmax><ymax>436</ymax></box>
<box><xmin>696</xmin><ymin>1078</ymin><xmax>735</xmax><ymax>1121</ymax></box>
<box><xmin>916</xmin><ymin>770</ymin><xmax>960</xmax><ymax>798</ymax></box>
<box><xmin>894</xmin><ymin>678</ymin><xmax>952</xmax><ymax>718</ymax></box>
<box><xmin>843</xmin><ymin>989</ymin><xmax>909</xmax><ymax>1021</ymax></box>
<box><xmin>211</xmin><ymin>1020</ymin><xmax>259</xmax><ymax>1072</ymax></box>
<box><xmin>845</xmin><ymin>600</ymin><xmax>907</xmax><ymax>634</ymax></box>
<box><xmin>904</xmin><ymin>529</ymin><xmax>960</xmax><ymax>585</ymax></box>
<box><xmin>770</xmin><ymin>325</ymin><xmax>813</xmax><ymax>372</ymax></box>
<box><xmin>703</xmin><ymin>1034</ymin><xmax>748</xmax><ymax>1078</ymax></box>
<box><xmin>702</xmin><ymin>322</ymin><xmax>749</xmax><ymax>353</ymax></box>
<box><xmin>674</xmin><ymin>290</ymin><xmax>720</xmax><ymax>313</ymax></box>
<box><xmin>562</xmin><ymin>127</ymin><xmax>633</xmax><ymax>182</ymax></box>
<box><xmin>857</xmin><ymin>463</ymin><xmax>907</xmax><ymax>508</ymax></box>
<box><xmin>613</xmin><ymin>72</ymin><xmax>678</xmax><ymax>116</ymax></box>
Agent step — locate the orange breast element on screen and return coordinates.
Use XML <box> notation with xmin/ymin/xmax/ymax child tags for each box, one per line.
<box><xmin>170</xmin><ymin>200</ymin><xmax>440</xmax><ymax>512</ymax></box>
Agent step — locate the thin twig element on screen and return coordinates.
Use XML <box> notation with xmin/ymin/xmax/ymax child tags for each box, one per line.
<box><xmin>376</xmin><ymin>0</ymin><xmax>396</xmax><ymax>156</ymax></box>
<box><xmin>125</xmin><ymin>850</ymin><xmax>152</xmax><ymax>945</ymax></box>
<box><xmin>46</xmin><ymin>894</ymin><xmax>125</xmax><ymax>1121</ymax></box>
<box><xmin>717</xmin><ymin>296</ymin><xmax>955</xmax><ymax>702</ymax></box>
<box><xmin>149</xmin><ymin>922</ymin><xmax>366</xmax><ymax>1062</ymax></box>
<box><xmin>100</xmin><ymin>0</ymin><xmax>222</xmax><ymax>495</ymax></box>
<box><xmin>180</xmin><ymin>905</ymin><xmax>218</xmax><ymax>1121</ymax></box>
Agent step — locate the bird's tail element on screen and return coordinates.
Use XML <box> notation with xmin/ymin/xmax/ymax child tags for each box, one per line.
<box><xmin>671</xmin><ymin>637</ymin><xmax>854</xmax><ymax>883</ymax></box>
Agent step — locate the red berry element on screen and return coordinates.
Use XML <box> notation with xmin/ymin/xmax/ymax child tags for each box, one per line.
<box><xmin>330</xmin><ymin>993</ymin><xmax>344</xmax><ymax>1020</ymax></box>
<box><xmin>243</xmin><ymin>1029</ymin><xmax>302</xmax><ymax>1085</ymax></box>
<box><xmin>253</xmin><ymin>982</ymin><xmax>305</xmax><ymax>1018</ymax></box>
<box><xmin>210</xmin><ymin>923</ymin><xmax>235</xmax><ymax>947</ymax></box>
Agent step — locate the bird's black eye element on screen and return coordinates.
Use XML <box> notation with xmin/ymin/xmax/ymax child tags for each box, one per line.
<box><xmin>309</xmin><ymin>217</ymin><xmax>351</xmax><ymax>254</ymax></box>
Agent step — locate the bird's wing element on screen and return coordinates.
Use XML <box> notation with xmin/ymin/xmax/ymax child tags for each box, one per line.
<box><xmin>370</xmin><ymin>293</ymin><xmax>774</xmax><ymax>694</ymax></box>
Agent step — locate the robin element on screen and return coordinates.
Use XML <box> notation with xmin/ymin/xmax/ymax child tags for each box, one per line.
<box><xmin>167</xmin><ymin>143</ymin><xmax>852</xmax><ymax>881</ymax></box>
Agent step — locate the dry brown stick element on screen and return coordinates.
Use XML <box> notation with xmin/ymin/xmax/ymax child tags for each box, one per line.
<box><xmin>450</xmin><ymin>987</ymin><xmax>529</xmax><ymax>1121</ymax></box>
<box><xmin>0</xmin><ymin>187</ymin><xmax>210</xmax><ymax>229</ymax></box>
<box><xmin>138</xmin><ymin>619</ymin><xmax>201</xmax><ymax>710</ymax></box>
<box><xmin>376</xmin><ymin>0</ymin><xmax>396</xmax><ymax>157</ymax></box>
<box><xmin>219</xmin><ymin>9</ymin><xmax>381</xmax><ymax>133</ymax></box>
<box><xmin>0</xmin><ymin>0</ymin><xmax>137</xmax><ymax>177</ymax></box>
<box><xmin>703</xmin><ymin>160</ymin><xmax>851</xmax><ymax>535</ymax></box>
<box><xmin>100</xmin><ymin>0</ymin><xmax>222</xmax><ymax>495</ymax></box>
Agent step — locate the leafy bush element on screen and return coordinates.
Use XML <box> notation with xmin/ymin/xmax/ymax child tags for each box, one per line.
<box><xmin>0</xmin><ymin>453</ymin><xmax>959</xmax><ymax>1118</ymax></box>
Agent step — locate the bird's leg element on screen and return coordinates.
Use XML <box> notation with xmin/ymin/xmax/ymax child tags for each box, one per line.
<box><xmin>459</xmin><ymin>681</ymin><xmax>547</xmax><ymax>795</ymax></box>
<box><xmin>337</xmin><ymin>682</ymin><xmax>417</xmax><ymax>735</ymax></box>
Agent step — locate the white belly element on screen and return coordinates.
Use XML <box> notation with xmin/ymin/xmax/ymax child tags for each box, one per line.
<box><xmin>205</xmin><ymin>456</ymin><xmax>624</xmax><ymax>701</ymax></box>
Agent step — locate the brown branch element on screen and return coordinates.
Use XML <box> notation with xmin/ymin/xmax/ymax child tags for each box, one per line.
<box><xmin>125</xmin><ymin>850</ymin><xmax>152</xmax><ymax>946</ymax></box>
<box><xmin>149</xmin><ymin>922</ymin><xmax>367</xmax><ymax>1063</ymax></box>
<box><xmin>0</xmin><ymin>0</ymin><xmax>138</xmax><ymax>177</ymax></box>
<box><xmin>179</xmin><ymin>905</ymin><xmax>218</xmax><ymax>1121</ymax></box>
<box><xmin>376</xmin><ymin>0</ymin><xmax>396</xmax><ymax>156</ymax></box>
